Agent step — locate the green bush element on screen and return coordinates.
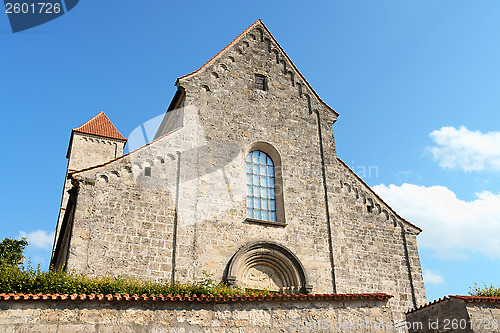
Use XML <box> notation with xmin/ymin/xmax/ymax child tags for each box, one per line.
<box><xmin>0</xmin><ymin>264</ymin><xmax>274</xmax><ymax>296</ymax></box>
<box><xmin>469</xmin><ymin>282</ymin><xmax>500</xmax><ymax>297</ymax></box>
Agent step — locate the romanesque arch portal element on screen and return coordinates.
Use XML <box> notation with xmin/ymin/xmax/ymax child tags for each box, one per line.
<box><xmin>226</xmin><ymin>242</ymin><xmax>311</xmax><ymax>294</ymax></box>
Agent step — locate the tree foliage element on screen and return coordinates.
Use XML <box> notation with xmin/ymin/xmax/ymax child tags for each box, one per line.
<box><xmin>469</xmin><ymin>282</ymin><xmax>500</xmax><ymax>297</ymax></box>
<box><xmin>0</xmin><ymin>237</ymin><xmax>28</xmax><ymax>266</ymax></box>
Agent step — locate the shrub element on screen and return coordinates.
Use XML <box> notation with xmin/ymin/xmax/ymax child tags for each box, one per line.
<box><xmin>0</xmin><ymin>265</ymin><xmax>274</xmax><ymax>296</ymax></box>
<box><xmin>469</xmin><ymin>282</ymin><xmax>500</xmax><ymax>297</ymax></box>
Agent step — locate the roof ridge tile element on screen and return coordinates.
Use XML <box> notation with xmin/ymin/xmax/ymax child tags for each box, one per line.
<box><xmin>0</xmin><ymin>292</ymin><xmax>392</xmax><ymax>303</ymax></box>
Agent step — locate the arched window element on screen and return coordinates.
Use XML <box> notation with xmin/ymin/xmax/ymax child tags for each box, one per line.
<box><xmin>246</xmin><ymin>150</ymin><xmax>277</xmax><ymax>222</ymax></box>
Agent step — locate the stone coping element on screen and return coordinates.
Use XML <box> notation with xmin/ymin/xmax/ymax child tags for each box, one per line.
<box><xmin>0</xmin><ymin>293</ymin><xmax>392</xmax><ymax>303</ymax></box>
<box><xmin>406</xmin><ymin>295</ymin><xmax>500</xmax><ymax>314</ymax></box>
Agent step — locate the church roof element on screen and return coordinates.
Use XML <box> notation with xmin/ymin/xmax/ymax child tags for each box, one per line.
<box><xmin>73</xmin><ymin>111</ymin><xmax>127</xmax><ymax>141</ymax></box>
<box><xmin>175</xmin><ymin>19</ymin><xmax>338</xmax><ymax>116</ymax></box>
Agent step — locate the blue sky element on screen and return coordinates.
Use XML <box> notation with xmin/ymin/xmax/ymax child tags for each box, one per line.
<box><xmin>1</xmin><ymin>1</ymin><xmax>500</xmax><ymax>303</ymax></box>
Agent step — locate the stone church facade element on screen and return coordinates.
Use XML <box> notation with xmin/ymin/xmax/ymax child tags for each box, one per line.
<box><xmin>51</xmin><ymin>20</ymin><xmax>426</xmax><ymax>320</ymax></box>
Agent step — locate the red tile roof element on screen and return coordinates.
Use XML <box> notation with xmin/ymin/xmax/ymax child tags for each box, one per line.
<box><xmin>73</xmin><ymin>111</ymin><xmax>127</xmax><ymax>141</ymax></box>
<box><xmin>0</xmin><ymin>293</ymin><xmax>392</xmax><ymax>303</ymax></box>
<box><xmin>450</xmin><ymin>295</ymin><xmax>500</xmax><ymax>303</ymax></box>
<box><xmin>406</xmin><ymin>295</ymin><xmax>500</xmax><ymax>313</ymax></box>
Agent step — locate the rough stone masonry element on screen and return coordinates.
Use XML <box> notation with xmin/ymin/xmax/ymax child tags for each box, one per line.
<box><xmin>0</xmin><ymin>294</ymin><xmax>396</xmax><ymax>333</ymax></box>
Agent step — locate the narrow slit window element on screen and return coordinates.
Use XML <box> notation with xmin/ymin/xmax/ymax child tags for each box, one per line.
<box><xmin>255</xmin><ymin>75</ymin><xmax>267</xmax><ymax>91</ymax></box>
<box><xmin>145</xmin><ymin>167</ymin><xmax>151</xmax><ymax>177</ymax></box>
<box><xmin>246</xmin><ymin>150</ymin><xmax>276</xmax><ymax>222</ymax></box>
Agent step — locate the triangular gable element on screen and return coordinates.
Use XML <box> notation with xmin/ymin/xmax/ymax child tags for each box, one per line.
<box><xmin>175</xmin><ymin>19</ymin><xmax>338</xmax><ymax>117</ymax></box>
<box><xmin>73</xmin><ymin>111</ymin><xmax>127</xmax><ymax>141</ymax></box>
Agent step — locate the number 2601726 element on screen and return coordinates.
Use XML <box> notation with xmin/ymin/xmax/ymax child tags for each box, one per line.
<box><xmin>5</xmin><ymin>3</ymin><xmax>62</xmax><ymax>14</ymax></box>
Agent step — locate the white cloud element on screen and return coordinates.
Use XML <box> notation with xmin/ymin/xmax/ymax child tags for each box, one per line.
<box><xmin>429</xmin><ymin>126</ymin><xmax>500</xmax><ymax>172</ymax></box>
<box><xmin>19</xmin><ymin>230</ymin><xmax>55</xmax><ymax>250</ymax></box>
<box><xmin>372</xmin><ymin>183</ymin><xmax>500</xmax><ymax>259</ymax></box>
<box><xmin>423</xmin><ymin>269</ymin><xmax>444</xmax><ymax>285</ymax></box>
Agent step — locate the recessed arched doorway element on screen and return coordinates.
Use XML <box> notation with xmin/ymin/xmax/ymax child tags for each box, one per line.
<box><xmin>225</xmin><ymin>241</ymin><xmax>312</xmax><ymax>294</ymax></box>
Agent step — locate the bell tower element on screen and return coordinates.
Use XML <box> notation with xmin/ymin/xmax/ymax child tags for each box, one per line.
<box><xmin>51</xmin><ymin>112</ymin><xmax>127</xmax><ymax>262</ymax></box>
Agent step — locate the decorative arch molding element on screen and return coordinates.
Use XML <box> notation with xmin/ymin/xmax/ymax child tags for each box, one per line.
<box><xmin>226</xmin><ymin>241</ymin><xmax>312</xmax><ymax>294</ymax></box>
<box><xmin>244</xmin><ymin>141</ymin><xmax>282</xmax><ymax>174</ymax></box>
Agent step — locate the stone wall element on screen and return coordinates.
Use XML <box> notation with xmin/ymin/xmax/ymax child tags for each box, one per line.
<box><xmin>62</xmin><ymin>142</ymin><xmax>179</xmax><ymax>280</ymax></box>
<box><xmin>0</xmin><ymin>294</ymin><xmax>397</xmax><ymax>332</ymax></box>
<box><xmin>405</xmin><ymin>296</ymin><xmax>500</xmax><ymax>333</ymax></box>
<box><xmin>466</xmin><ymin>301</ymin><xmax>500</xmax><ymax>332</ymax></box>
<box><xmin>67</xmin><ymin>133</ymin><xmax>126</xmax><ymax>172</ymax></box>
<box><xmin>328</xmin><ymin>161</ymin><xmax>426</xmax><ymax>320</ymax></box>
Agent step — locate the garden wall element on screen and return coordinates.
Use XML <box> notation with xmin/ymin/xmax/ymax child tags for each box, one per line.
<box><xmin>0</xmin><ymin>293</ymin><xmax>398</xmax><ymax>332</ymax></box>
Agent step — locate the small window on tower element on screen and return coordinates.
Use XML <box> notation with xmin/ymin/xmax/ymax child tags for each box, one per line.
<box><xmin>255</xmin><ymin>74</ymin><xmax>267</xmax><ymax>91</ymax></box>
<box><xmin>145</xmin><ymin>167</ymin><xmax>151</xmax><ymax>177</ymax></box>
